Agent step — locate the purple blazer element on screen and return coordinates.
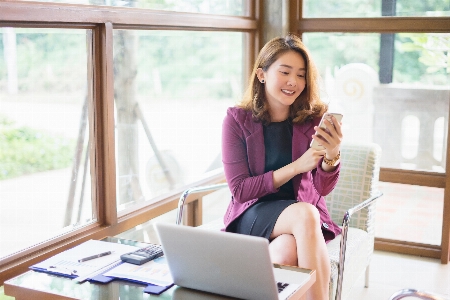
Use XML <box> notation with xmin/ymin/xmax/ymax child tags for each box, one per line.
<box><xmin>222</xmin><ymin>107</ymin><xmax>342</xmax><ymax>242</ymax></box>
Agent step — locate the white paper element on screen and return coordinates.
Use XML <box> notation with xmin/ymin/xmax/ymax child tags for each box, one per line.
<box><xmin>32</xmin><ymin>239</ymin><xmax>140</xmax><ymax>281</ymax></box>
<box><xmin>103</xmin><ymin>256</ymin><xmax>173</xmax><ymax>286</ymax></box>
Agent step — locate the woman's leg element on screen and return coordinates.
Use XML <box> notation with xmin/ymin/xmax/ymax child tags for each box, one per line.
<box><xmin>269</xmin><ymin>202</ymin><xmax>330</xmax><ymax>300</ymax></box>
<box><xmin>269</xmin><ymin>234</ymin><xmax>297</xmax><ymax>266</ymax></box>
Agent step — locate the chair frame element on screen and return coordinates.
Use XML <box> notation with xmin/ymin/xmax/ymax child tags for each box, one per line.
<box><xmin>389</xmin><ymin>288</ymin><xmax>446</xmax><ymax>300</ymax></box>
<box><xmin>176</xmin><ymin>182</ymin><xmax>382</xmax><ymax>300</ymax></box>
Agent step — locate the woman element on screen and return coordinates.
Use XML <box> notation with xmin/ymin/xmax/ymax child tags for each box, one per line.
<box><xmin>221</xmin><ymin>34</ymin><xmax>343</xmax><ymax>300</ymax></box>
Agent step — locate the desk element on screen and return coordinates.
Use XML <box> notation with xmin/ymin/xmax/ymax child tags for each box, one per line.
<box><xmin>4</xmin><ymin>237</ymin><xmax>315</xmax><ymax>300</ymax></box>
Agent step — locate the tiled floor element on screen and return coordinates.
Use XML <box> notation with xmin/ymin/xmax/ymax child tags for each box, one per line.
<box><xmin>348</xmin><ymin>250</ymin><xmax>449</xmax><ymax>299</ymax></box>
<box><xmin>376</xmin><ymin>182</ymin><xmax>444</xmax><ymax>246</ymax></box>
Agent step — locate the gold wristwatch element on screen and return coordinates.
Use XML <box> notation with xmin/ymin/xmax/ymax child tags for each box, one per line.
<box><xmin>323</xmin><ymin>151</ymin><xmax>341</xmax><ymax>166</ymax></box>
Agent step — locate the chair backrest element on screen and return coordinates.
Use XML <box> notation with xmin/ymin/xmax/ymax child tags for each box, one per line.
<box><xmin>325</xmin><ymin>142</ymin><xmax>382</xmax><ymax>231</ymax></box>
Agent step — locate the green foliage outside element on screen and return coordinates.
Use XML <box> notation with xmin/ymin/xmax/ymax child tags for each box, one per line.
<box><xmin>304</xmin><ymin>0</ymin><xmax>381</xmax><ymax>17</ymax></box>
<box><xmin>304</xmin><ymin>0</ymin><xmax>449</xmax><ymax>17</ymax></box>
<box><xmin>0</xmin><ymin>28</ymin><xmax>242</xmax><ymax>100</ymax></box>
<box><xmin>305</xmin><ymin>33</ymin><xmax>380</xmax><ymax>75</ymax></box>
<box><xmin>136</xmin><ymin>0</ymin><xmax>244</xmax><ymax>15</ymax></box>
<box><xmin>305</xmin><ymin>32</ymin><xmax>449</xmax><ymax>85</ymax></box>
<box><xmin>302</xmin><ymin>0</ymin><xmax>449</xmax><ymax>85</ymax></box>
<box><xmin>131</xmin><ymin>31</ymin><xmax>243</xmax><ymax>100</ymax></box>
<box><xmin>396</xmin><ymin>33</ymin><xmax>450</xmax><ymax>84</ymax></box>
<box><xmin>21</xmin><ymin>0</ymin><xmax>244</xmax><ymax>15</ymax></box>
<box><xmin>0</xmin><ymin>116</ymin><xmax>75</xmax><ymax>180</ymax></box>
<box><xmin>396</xmin><ymin>0</ymin><xmax>450</xmax><ymax>16</ymax></box>
<box><xmin>0</xmin><ymin>28</ymin><xmax>87</xmax><ymax>94</ymax></box>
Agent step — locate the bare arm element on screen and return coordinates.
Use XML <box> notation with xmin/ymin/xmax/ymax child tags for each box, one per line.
<box><xmin>272</xmin><ymin>147</ymin><xmax>325</xmax><ymax>189</ymax></box>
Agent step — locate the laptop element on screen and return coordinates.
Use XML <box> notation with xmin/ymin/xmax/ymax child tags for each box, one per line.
<box><xmin>154</xmin><ymin>222</ymin><xmax>311</xmax><ymax>300</ymax></box>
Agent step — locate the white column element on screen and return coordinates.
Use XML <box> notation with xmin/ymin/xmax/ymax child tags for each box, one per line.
<box><xmin>3</xmin><ymin>27</ymin><xmax>18</xmax><ymax>94</ymax></box>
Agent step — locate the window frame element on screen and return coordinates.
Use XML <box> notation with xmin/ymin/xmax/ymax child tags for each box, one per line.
<box><xmin>0</xmin><ymin>0</ymin><xmax>257</xmax><ymax>284</ymax></box>
<box><xmin>291</xmin><ymin>0</ymin><xmax>450</xmax><ymax>263</ymax></box>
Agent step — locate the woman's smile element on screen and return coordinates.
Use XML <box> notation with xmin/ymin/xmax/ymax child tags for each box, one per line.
<box><xmin>257</xmin><ymin>50</ymin><xmax>306</xmax><ymax>117</ymax></box>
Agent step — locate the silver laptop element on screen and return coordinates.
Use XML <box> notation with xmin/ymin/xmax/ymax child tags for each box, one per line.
<box><xmin>155</xmin><ymin>222</ymin><xmax>311</xmax><ymax>300</ymax></box>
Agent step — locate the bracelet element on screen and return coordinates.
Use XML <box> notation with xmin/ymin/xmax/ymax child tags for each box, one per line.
<box><xmin>323</xmin><ymin>151</ymin><xmax>340</xmax><ymax>166</ymax></box>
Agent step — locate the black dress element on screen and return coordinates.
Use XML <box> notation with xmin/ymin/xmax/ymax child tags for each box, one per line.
<box><xmin>229</xmin><ymin>119</ymin><xmax>297</xmax><ymax>240</ymax></box>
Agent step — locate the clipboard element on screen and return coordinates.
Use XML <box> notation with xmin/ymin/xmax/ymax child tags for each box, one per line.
<box><xmin>89</xmin><ymin>272</ymin><xmax>173</xmax><ymax>295</ymax></box>
<box><xmin>29</xmin><ymin>239</ymin><xmax>140</xmax><ymax>281</ymax></box>
<box><xmin>30</xmin><ymin>239</ymin><xmax>174</xmax><ymax>295</ymax></box>
<box><xmin>94</xmin><ymin>256</ymin><xmax>174</xmax><ymax>294</ymax></box>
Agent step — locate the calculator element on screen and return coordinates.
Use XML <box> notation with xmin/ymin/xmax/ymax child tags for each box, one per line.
<box><xmin>120</xmin><ymin>244</ymin><xmax>164</xmax><ymax>265</ymax></box>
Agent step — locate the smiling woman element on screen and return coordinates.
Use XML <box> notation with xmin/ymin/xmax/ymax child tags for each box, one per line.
<box><xmin>256</xmin><ymin>51</ymin><xmax>307</xmax><ymax>121</ymax></box>
<box><xmin>221</xmin><ymin>34</ymin><xmax>343</xmax><ymax>300</ymax></box>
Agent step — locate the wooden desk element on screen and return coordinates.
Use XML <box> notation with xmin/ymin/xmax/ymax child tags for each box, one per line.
<box><xmin>4</xmin><ymin>237</ymin><xmax>316</xmax><ymax>300</ymax></box>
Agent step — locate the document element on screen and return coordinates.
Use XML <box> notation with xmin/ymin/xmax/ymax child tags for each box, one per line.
<box><xmin>30</xmin><ymin>239</ymin><xmax>140</xmax><ymax>282</ymax></box>
<box><xmin>103</xmin><ymin>256</ymin><xmax>174</xmax><ymax>287</ymax></box>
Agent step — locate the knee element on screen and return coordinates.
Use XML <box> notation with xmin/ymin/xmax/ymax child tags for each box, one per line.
<box><xmin>293</xmin><ymin>202</ymin><xmax>321</xmax><ymax>227</ymax></box>
<box><xmin>269</xmin><ymin>234</ymin><xmax>298</xmax><ymax>266</ymax></box>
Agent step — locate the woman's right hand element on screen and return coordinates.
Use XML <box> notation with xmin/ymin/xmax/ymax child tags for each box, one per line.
<box><xmin>273</xmin><ymin>147</ymin><xmax>325</xmax><ymax>189</ymax></box>
<box><xmin>294</xmin><ymin>147</ymin><xmax>325</xmax><ymax>174</ymax></box>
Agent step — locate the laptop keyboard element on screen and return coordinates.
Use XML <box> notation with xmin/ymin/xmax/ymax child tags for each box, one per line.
<box><xmin>277</xmin><ymin>282</ymin><xmax>290</xmax><ymax>293</ymax></box>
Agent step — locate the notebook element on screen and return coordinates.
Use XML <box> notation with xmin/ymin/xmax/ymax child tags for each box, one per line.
<box><xmin>155</xmin><ymin>222</ymin><xmax>311</xmax><ymax>300</ymax></box>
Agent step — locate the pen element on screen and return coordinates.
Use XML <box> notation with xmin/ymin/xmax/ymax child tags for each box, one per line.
<box><xmin>78</xmin><ymin>251</ymin><xmax>112</xmax><ymax>263</ymax></box>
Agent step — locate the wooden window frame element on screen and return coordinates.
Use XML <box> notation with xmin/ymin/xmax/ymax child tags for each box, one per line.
<box><xmin>291</xmin><ymin>0</ymin><xmax>450</xmax><ymax>263</ymax></box>
<box><xmin>3</xmin><ymin>0</ymin><xmax>447</xmax><ymax>285</ymax></box>
<box><xmin>0</xmin><ymin>0</ymin><xmax>257</xmax><ymax>284</ymax></box>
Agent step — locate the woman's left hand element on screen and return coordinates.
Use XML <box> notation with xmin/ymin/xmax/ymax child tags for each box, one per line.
<box><xmin>311</xmin><ymin>115</ymin><xmax>343</xmax><ymax>160</ymax></box>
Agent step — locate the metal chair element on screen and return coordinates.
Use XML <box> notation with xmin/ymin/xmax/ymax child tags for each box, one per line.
<box><xmin>176</xmin><ymin>142</ymin><xmax>383</xmax><ymax>300</ymax></box>
<box><xmin>389</xmin><ymin>288</ymin><xmax>446</xmax><ymax>300</ymax></box>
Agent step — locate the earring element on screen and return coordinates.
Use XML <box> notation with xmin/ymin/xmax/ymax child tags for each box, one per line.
<box><xmin>261</xmin><ymin>79</ymin><xmax>265</xmax><ymax>83</ymax></box>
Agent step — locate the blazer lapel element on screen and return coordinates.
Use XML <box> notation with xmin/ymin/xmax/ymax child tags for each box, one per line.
<box><xmin>292</xmin><ymin>120</ymin><xmax>314</xmax><ymax>160</ymax></box>
<box><xmin>291</xmin><ymin>120</ymin><xmax>314</xmax><ymax>197</ymax></box>
<box><xmin>246</xmin><ymin>120</ymin><xmax>265</xmax><ymax>176</ymax></box>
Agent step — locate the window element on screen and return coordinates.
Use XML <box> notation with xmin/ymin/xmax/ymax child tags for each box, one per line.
<box><xmin>113</xmin><ymin>30</ymin><xmax>243</xmax><ymax>211</ymax></box>
<box><xmin>304</xmin><ymin>31</ymin><xmax>449</xmax><ymax>246</ymax></box>
<box><xmin>0</xmin><ymin>0</ymin><xmax>254</xmax><ymax>283</ymax></box>
<box><xmin>0</xmin><ymin>27</ymin><xmax>93</xmax><ymax>259</ymax></box>
<box><xmin>303</xmin><ymin>0</ymin><xmax>450</xmax><ymax>18</ymax></box>
<box><xmin>21</xmin><ymin>0</ymin><xmax>249</xmax><ymax>16</ymax></box>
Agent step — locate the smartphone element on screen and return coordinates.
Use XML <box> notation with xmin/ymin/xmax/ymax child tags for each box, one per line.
<box><xmin>309</xmin><ymin>112</ymin><xmax>343</xmax><ymax>150</ymax></box>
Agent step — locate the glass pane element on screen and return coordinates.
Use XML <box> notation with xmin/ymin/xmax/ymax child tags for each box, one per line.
<box><xmin>303</xmin><ymin>0</ymin><xmax>450</xmax><ymax>18</ymax></box>
<box><xmin>304</xmin><ymin>32</ymin><xmax>450</xmax><ymax>172</ymax></box>
<box><xmin>396</xmin><ymin>0</ymin><xmax>450</xmax><ymax>16</ymax></box>
<box><xmin>376</xmin><ymin>182</ymin><xmax>443</xmax><ymax>245</ymax></box>
<box><xmin>0</xmin><ymin>28</ymin><xmax>94</xmax><ymax>259</ymax></box>
<box><xmin>114</xmin><ymin>30</ymin><xmax>243</xmax><ymax>211</ymax></box>
<box><xmin>202</xmin><ymin>188</ymin><xmax>231</xmax><ymax>224</ymax></box>
<box><xmin>304</xmin><ymin>0</ymin><xmax>381</xmax><ymax>17</ymax></box>
<box><xmin>21</xmin><ymin>0</ymin><xmax>248</xmax><ymax>16</ymax></box>
<box><xmin>116</xmin><ymin>188</ymin><xmax>230</xmax><ymax>242</ymax></box>
<box><xmin>304</xmin><ymin>32</ymin><xmax>448</xmax><ymax>244</ymax></box>
<box><xmin>115</xmin><ymin>210</ymin><xmax>175</xmax><ymax>244</ymax></box>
